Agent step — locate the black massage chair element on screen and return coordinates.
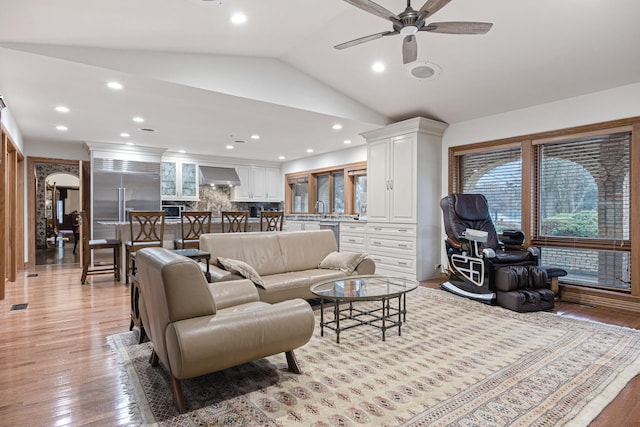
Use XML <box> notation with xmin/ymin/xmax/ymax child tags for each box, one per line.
<box><xmin>440</xmin><ymin>193</ymin><xmax>564</xmax><ymax>312</ymax></box>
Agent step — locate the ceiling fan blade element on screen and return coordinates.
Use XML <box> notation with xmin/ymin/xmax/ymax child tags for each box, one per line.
<box><xmin>343</xmin><ymin>0</ymin><xmax>400</xmax><ymax>23</ymax></box>
<box><xmin>421</xmin><ymin>21</ymin><xmax>493</xmax><ymax>34</ymax></box>
<box><xmin>402</xmin><ymin>35</ymin><xmax>418</xmax><ymax>64</ymax></box>
<box><xmin>334</xmin><ymin>31</ymin><xmax>397</xmax><ymax>50</ymax></box>
<box><xmin>416</xmin><ymin>0</ymin><xmax>452</xmax><ymax>22</ymax></box>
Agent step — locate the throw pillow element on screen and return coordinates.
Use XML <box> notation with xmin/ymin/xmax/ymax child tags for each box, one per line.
<box><xmin>318</xmin><ymin>251</ymin><xmax>367</xmax><ymax>275</ymax></box>
<box><xmin>217</xmin><ymin>257</ymin><xmax>265</xmax><ymax>286</ymax></box>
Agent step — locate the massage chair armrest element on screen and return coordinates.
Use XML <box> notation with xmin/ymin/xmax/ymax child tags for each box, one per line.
<box><xmin>208</xmin><ymin>279</ymin><xmax>260</xmax><ymax>310</ymax></box>
<box><xmin>446</xmin><ymin>236</ymin><xmax>463</xmax><ymax>250</ymax></box>
<box><xmin>165</xmin><ymin>299</ymin><xmax>315</xmax><ymax>379</ymax></box>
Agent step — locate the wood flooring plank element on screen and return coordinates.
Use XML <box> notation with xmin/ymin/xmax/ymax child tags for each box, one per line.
<box><xmin>1</xmin><ymin>266</ymin><xmax>638</xmax><ymax>425</ymax></box>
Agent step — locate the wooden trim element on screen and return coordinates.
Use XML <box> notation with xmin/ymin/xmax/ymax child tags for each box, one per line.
<box><xmin>632</xmin><ymin>123</ymin><xmax>640</xmax><ymax>296</ymax></box>
<box><xmin>0</xmin><ymin>131</ymin><xmax>6</xmax><ymax>297</ymax></box>
<box><xmin>521</xmin><ymin>139</ymin><xmax>533</xmax><ymax>244</ymax></box>
<box><xmin>451</xmin><ymin>141</ymin><xmax>522</xmax><ymax>156</ymax></box>
<box><xmin>531</xmin><ymin>237</ymin><xmax>631</xmax><ymax>251</ymax></box>
<box><xmin>532</xmin><ymin>125</ymin><xmax>633</xmax><ymax>145</ymax></box>
<box><xmin>27</xmin><ymin>157</ymin><xmax>37</xmax><ymax>270</ymax></box>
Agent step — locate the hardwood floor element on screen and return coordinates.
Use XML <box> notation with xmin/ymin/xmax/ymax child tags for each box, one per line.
<box><xmin>1</xmin><ymin>268</ymin><xmax>638</xmax><ymax>426</ymax></box>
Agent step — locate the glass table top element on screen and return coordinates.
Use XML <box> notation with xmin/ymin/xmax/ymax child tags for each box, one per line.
<box><xmin>310</xmin><ymin>275</ymin><xmax>418</xmax><ymax>300</ymax></box>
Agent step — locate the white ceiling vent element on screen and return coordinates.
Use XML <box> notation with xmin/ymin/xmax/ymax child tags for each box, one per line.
<box><xmin>406</xmin><ymin>61</ymin><xmax>441</xmax><ymax>81</ymax></box>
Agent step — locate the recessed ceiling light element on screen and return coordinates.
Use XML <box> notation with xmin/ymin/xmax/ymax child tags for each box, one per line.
<box><xmin>230</xmin><ymin>12</ymin><xmax>247</xmax><ymax>24</ymax></box>
<box><xmin>306</xmin><ymin>149</ymin><xmax>314</xmax><ymax>153</ymax></box>
<box><xmin>107</xmin><ymin>81</ymin><xmax>123</xmax><ymax>90</ymax></box>
<box><xmin>344</xmin><ymin>139</ymin><xmax>352</xmax><ymax>144</ymax></box>
<box><xmin>332</xmin><ymin>124</ymin><xmax>342</xmax><ymax>130</ymax></box>
<box><xmin>120</xmin><ymin>132</ymin><xmax>130</xmax><ymax>138</ymax></box>
<box><xmin>178</xmin><ymin>149</ymin><xmax>186</xmax><ymax>153</ymax></box>
<box><xmin>406</xmin><ymin>61</ymin><xmax>442</xmax><ymax>81</ymax></box>
<box><xmin>278</xmin><ymin>155</ymin><xmax>286</xmax><ymax>160</ymax></box>
<box><xmin>250</xmin><ymin>134</ymin><xmax>260</xmax><ymax>140</ymax></box>
<box><xmin>372</xmin><ymin>62</ymin><xmax>385</xmax><ymax>73</ymax></box>
<box><xmin>132</xmin><ymin>116</ymin><xmax>144</xmax><ymax>123</ymax></box>
<box><xmin>55</xmin><ymin>106</ymin><xmax>69</xmax><ymax>113</ymax></box>
<box><xmin>226</xmin><ymin>145</ymin><xmax>234</xmax><ymax>150</ymax></box>
<box><xmin>56</xmin><ymin>125</ymin><xmax>68</xmax><ymax>131</ymax></box>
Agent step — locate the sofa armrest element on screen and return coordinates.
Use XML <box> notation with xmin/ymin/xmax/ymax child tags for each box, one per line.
<box><xmin>165</xmin><ymin>299</ymin><xmax>315</xmax><ymax>379</ymax></box>
<box><xmin>353</xmin><ymin>257</ymin><xmax>375</xmax><ymax>275</ymax></box>
<box><xmin>208</xmin><ymin>279</ymin><xmax>260</xmax><ymax>310</ymax></box>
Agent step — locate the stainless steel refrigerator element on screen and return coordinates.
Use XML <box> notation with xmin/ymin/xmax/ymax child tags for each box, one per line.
<box><xmin>92</xmin><ymin>158</ymin><xmax>161</xmax><ymax>263</ymax></box>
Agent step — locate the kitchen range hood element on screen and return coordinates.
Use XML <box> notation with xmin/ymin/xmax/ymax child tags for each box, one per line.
<box><xmin>199</xmin><ymin>166</ymin><xmax>241</xmax><ymax>186</ymax></box>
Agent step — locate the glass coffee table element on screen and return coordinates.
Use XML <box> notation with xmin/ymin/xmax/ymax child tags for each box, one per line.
<box><xmin>310</xmin><ymin>275</ymin><xmax>418</xmax><ymax>343</ymax></box>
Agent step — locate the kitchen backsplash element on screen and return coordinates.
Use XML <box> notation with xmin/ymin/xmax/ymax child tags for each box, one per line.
<box><xmin>164</xmin><ymin>186</ymin><xmax>281</xmax><ymax>216</ymax></box>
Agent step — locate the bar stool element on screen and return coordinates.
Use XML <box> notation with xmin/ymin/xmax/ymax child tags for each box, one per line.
<box><xmin>125</xmin><ymin>210</ymin><xmax>165</xmax><ymax>283</ymax></box>
<box><xmin>79</xmin><ymin>211</ymin><xmax>121</xmax><ymax>284</ymax></box>
<box><xmin>260</xmin><ymin>211</ymin><xmax>284</xmax><ymax>231</ymax></box>
<box><xmin>173</xmin><ymin>210</ymin><xmax>212</xmax><ymax>249</ymax></box>
<box><xmin>221</xmin><ymin>210</ymin><xmax>248</xmax><ymax>233</ymax></box>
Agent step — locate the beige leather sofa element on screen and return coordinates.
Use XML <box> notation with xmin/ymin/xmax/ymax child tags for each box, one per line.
<box><xmin>136</xmin><ymin>247</ymin><xmax>315</xmax><ymax>413</ymax></box>
<box><xmin>199</xmin><ymin>229</ymin><xmax>375</xmax><ymax>303</ymax></box>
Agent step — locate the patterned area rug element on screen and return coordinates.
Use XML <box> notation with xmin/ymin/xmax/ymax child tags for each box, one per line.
<box><xmin>109</xmin><ymin>286</ymin><xmax>640</xmax><ymax>426</ymax></box>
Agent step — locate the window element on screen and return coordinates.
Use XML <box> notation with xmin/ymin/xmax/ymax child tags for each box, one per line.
<box><xmin>449</xmin><ymin>123</ymin><xmax>636</xmax><ymax>294</ymax></box>
<box><xmin>460</xmin><ymin>148</ymin><xmax>522</xmax><ymax>232</ymax></box>
<box><xmin>285</xmin><ymin>161</ymin><xmax>365</xmax><ymax>215</ymax></box>
<box><xmin>289</xmin><ymin>176</ymin><xmax>308</xmax><ymax>213</ymax></box>
<box><xmin>536</xmin><ymin>131</ymin><xmax>631</xmax><ymax>290</ymax></box>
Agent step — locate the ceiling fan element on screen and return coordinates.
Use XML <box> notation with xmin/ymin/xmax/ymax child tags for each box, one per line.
<box><xmin>335</xmin><ymin>0</ymin><xmax>493</xmax><ymax>64</ymax></box>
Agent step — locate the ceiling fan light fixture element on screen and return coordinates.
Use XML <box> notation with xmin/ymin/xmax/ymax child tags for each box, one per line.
<box><xmin>406</xmin><ymin>61</ymin><xmax>441</xmax><ymax>81</ymax></box>
<box><xmin>400</xmin><ymin>25</ymin><xmax>418</xmax><ymax>35</ymax></box>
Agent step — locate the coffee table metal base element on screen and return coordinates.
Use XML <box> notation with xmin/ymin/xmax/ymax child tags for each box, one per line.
<box><xmin>318</xmin><ymin>293</ymin><xmax>407</xmax><ymax>343</ymax></box>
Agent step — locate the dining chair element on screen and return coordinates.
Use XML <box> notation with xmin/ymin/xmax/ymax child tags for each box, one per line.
<box><xmin>260</xmin><ymin>210</ymin><xmax>284</xmax><ymax>231</ymax></box>
<box><xmin>125</xmin><ymin>210</ymin><xmax>165</xmax><ymax>283</ymax></box>
<box><xmin>173</xmin><ymin>210</ymin><xmax>212</xmax><ymax>249</ymax></box>
<box><xmin>221</xmin><ymin>210</ymin><xmax>248</xmax><ymax>233</ymax></box>
<box><xmin>79</xmin><ymin>211</ymin><xmax>121</xmax><ymax>284</ymax></box>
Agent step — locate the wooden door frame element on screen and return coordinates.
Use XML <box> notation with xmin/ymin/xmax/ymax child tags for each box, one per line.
<box><xmin>1</xmin><ymin>125</ymin><xmax>24</xmax><ymax>299</ymax></box>
<box><xmin>27</xmin><ymin>157</ymin><xmax>84</xmax><ymax>271</ymax></box>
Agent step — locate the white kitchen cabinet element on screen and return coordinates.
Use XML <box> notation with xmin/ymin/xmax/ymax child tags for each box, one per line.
<box><xmin>366</xmin><ymin>134</ymin><xmax>416</xmax><ymax>223</ymax></box>
<box><xmin>232</xmin><ymin>165</ymin><xmax>282</xmax><ymax>202</ymax></box>
<box><xmin>283</xmin><ymin>220</ymin><xmax>319</xmax><ymax>231</ymax></box>
<box><xmin>340</xmin><ymin>221</ymin><xmax>367</xmax><ymax>252</ymax></box>
<box><xmin>265</xmin><ymin>167</ymin><xmax>283</xmax><ymax>201</ymax></box>
<box><xmin>161</xmin><ymin>161</ymin><xmax>198</xmax><ymax>200</ymax></box>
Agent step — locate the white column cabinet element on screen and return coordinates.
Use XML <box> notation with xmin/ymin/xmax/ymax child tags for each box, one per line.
<box><xmin>366</xmin><ymin>134</ymin><xmax>417</xmax><ymax>223</ymax></box>
<box><xmin>265</xmin><ymin>167</ymin><xmax>283</xmax><ymax>202</ymax></box>
<box><xmin>362</xmin><ymin>117</ymin><xmax>448</xmax><ymax>281</ymax></box>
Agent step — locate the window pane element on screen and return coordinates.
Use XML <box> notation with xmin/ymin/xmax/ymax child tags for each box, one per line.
<box><xmin>316</xmin><ymin>174</ymin><xmax>329</xmax><ymax>214</ymax></box>
<box><xmin>292</xmin><ymin>182</ymin><xmax>308</xmax><ymax>213</ymax></box>
<box><xmin>541</xmin><ymin>247</ymin><xmax>630</xmax><ymax>291</ymax></box>
<box><xmin>355</xmin><ymin>175</ymin><xmax>367</xmax><ymax>215</ymax></box>
<box><xmin>460</xmin><ymin>148</ymin><xmax>522</xmax><ymax>232</ymax></box>
<box><xmin>539</xmin><ymin>132</ymin><xmax>630</xmax><ymax>239</ymax></box>
<box><xmin>333</xmin><ymin>172</ymin><xmax>344</xmax><ymax>214</ymax></box>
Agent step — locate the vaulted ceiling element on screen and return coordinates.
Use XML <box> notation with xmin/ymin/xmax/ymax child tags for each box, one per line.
<box><xmin>1</xmin><ymin>0</ymin><xmax>639</xmax><ymax>161</ymax></box>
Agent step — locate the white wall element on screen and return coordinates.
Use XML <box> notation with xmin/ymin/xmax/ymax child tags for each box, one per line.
<box><xmin>282</xmin><ymin>144</ymin><xmax>367</xmax><ymax>174</ymax></box>
<box><xmin>26</xmin><ymin>140</ymin><xmax>90</xmax><ymax>161</ymax></box>
<box><xmin>1</xmin><ymin>107</ymin><xmax>24</xmax><ymax>152</ymax></box>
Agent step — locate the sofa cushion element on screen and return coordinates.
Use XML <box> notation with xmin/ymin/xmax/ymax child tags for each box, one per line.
<box><xmin>318</xmin><ymin>251</ymin><xmax>368</xmax><ymax>275</ymax></box>
<box><xmin>218</xmin><ymin>257</ymin><xmax>265</xmax><ymax>286</ymax></box>
<box><xmin>277</xmin><ymin>230</ymin><xmax>338</xmax><ymax>272</ymax></box>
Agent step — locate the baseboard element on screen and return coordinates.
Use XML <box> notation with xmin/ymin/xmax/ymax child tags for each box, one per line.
<box><xmin>559</xmin><ymin>284</ymin><xmax>640</xmax><ymax>313</ymax></box>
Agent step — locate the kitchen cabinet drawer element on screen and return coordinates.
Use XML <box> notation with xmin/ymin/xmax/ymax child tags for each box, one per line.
<box><xmin>340</xmin><ymin>234</ymin><xmax>365</xmax><ymax>248</ymax></box>
<box><xmin>366</xmin><ymin>223</ymin><xmax>416</xmax><ymax>237</ymax></box>
<box><xmin>340</xmin><ymin>222</ymin><xmax>366</xmax><ymax>234</ymax></box>
<box><xmin>366</xmin><ymin>235</ymin><xmax>415</xmax><ymax>255</ymax></box>
<box><xmin>367</xmin><ymin>253</ymin><xmax>415</xmax><ymax>274</ymax></box>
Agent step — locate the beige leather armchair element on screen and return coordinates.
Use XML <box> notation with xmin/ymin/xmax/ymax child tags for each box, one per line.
<box><xmin>136</xmin><ymin>247</ymin><xmax>315</xmax><ymax>413</ymax></box>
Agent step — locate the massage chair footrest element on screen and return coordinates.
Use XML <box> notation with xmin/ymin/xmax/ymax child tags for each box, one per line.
<box><xmin>495</xmin><ymin>265</ymin><xmax>555</xmax><ymax>312</ymax></box>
